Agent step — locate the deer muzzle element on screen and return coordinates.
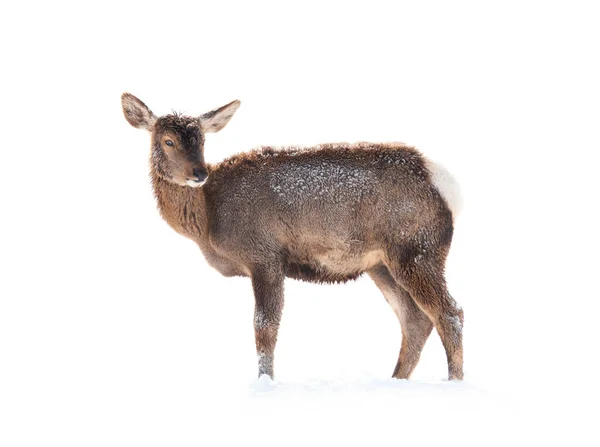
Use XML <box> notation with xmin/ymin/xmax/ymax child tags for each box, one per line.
<box><xmin>186</xmin><ymin>167</ymin><xmax>208</xmax><ymax>187</ymax></box>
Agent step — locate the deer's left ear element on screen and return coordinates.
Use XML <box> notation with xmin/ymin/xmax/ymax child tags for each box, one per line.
<box><xmin>199</xmin><ymin>100</ymin><xmax>241</xmax><ymax>133</ymax></box>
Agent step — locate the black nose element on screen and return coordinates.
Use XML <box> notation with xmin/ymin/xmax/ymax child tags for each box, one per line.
<box><xmin>192</xmin><ymin>168</ymin><xmax>208</xmax><ymax>183</ymax></box>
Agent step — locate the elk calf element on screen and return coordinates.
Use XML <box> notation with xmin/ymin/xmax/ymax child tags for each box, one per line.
<box><xmin>121</xmin><ymin>93</ymin><xmax>464</xmax><ymax>380</ymax></box>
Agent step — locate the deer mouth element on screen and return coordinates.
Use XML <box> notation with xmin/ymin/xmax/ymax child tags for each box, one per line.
<box><xmin>185</xmin><ymin>167</ymin><xmax>208</xmax><ymax>187</ymax></box>
<box><xmin>186</xmin><ymin>178</ymin><xmax>206</xmax><ymax>187</ymax></box>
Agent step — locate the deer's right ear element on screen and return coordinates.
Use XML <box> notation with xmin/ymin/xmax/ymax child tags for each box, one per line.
<box><xmin>121</xmin><ymin>93</ymin><xmax>158</xmax><ymax>131</ymax></box>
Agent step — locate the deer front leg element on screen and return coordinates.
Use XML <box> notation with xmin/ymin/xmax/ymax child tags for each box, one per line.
<box><xmin>251</xmin><ymin>265</ymin><xmax>285</xmax><ymax>379</ymax></box>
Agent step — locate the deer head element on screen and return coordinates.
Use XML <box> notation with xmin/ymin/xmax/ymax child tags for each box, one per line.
<box><xmin>121</xmin><ymin>93</ymin><xmax>240</xmax><ymax>187</ymax></box>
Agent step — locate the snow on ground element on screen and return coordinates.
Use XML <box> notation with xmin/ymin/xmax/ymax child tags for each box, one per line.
<box><xmin>1</xmin><ymin>1</ymin><xmax>599</xmax><ymax>446</ymax></box>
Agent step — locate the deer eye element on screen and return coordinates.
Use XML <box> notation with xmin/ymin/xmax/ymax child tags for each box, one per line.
<box><xmin>165</xmin><ymin>140</ymin><xmax>174</xmax><ymax>147</ymax></box>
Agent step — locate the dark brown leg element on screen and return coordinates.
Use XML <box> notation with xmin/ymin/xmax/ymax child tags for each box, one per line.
<box><xmin>387</xmin><ymin>256</ymin><xmax>464</xmax><ymax>380</ymax></box>
<box><xmin>251</xmin><ymin>265</ymin><xmax>285</xmax><ymax>379</ymax></box>
<box><xmin>369</xmin><ymin>265</ymin><xmax>434</xmax><ymax>379</ymax></box>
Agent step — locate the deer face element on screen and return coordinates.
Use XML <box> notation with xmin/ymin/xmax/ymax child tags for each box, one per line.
<box><xmin>121</xmin><ymin>93</ymin><xmax>240</xmax><ymax>187</ymax></box>
<box><xmin>152</xmin><ymin>115</ymin><xmax>208</xmax><ymax>187</ymax></box>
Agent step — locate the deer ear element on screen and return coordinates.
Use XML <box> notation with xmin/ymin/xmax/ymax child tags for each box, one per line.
<box><xmin>199</xmin><ymin>100</ymin><xmax>241</xmax><ymax>133</ymax></box>
<box><xmin>121</xmin><ymin>93</ymin><xmax>158</xmax><ymax>131</ymax></box>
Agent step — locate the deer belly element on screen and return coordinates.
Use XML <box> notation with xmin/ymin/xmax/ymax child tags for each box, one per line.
<box><xmin>284</xmin><ymin>249</ymin><xmax>383</xmax><ymax>284</ymax></box>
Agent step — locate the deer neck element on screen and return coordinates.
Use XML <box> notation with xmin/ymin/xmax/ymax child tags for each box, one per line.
<box><xmin>150</xmin><ymin>164</ymin><xmax>208</xmax><ymax>243</ymax></box>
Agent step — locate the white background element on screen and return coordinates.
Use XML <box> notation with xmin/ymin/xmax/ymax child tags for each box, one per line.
<box><xmin>1</xmin><ymin>1</ymin><xmax>599</xmax><ymax>445</ymax></box>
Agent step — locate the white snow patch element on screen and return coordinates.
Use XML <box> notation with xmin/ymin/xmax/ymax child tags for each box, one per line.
<box><xmin>239</xmin><ymin>376</ymin><xmax>533</xmax><ymax>446</ymax></box>
<box><xmin>251</xmin><ymin>374</ymin><xmax>277</xmax><ymax>392</ymax></box>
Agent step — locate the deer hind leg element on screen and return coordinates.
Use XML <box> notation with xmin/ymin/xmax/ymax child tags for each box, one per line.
<box><xmin>369</xmin><ymin>265</ymin><xmax>434</xmax><ymax>379</ymax></box>
<box><xmin>251</xmin><ymin>265</ymin><xmax>285</xmax><ymax>379</ymax></box>
<box><xmin>386</xmin><ymin>251</ymin><xmax>464</xmax><ymax>381</ymax></box>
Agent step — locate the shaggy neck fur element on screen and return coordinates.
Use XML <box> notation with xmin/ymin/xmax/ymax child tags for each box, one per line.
<box><xmin>150</xmin><ymin>161</ymin><xmax>208</xmax><ymax>242</ymax></box>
